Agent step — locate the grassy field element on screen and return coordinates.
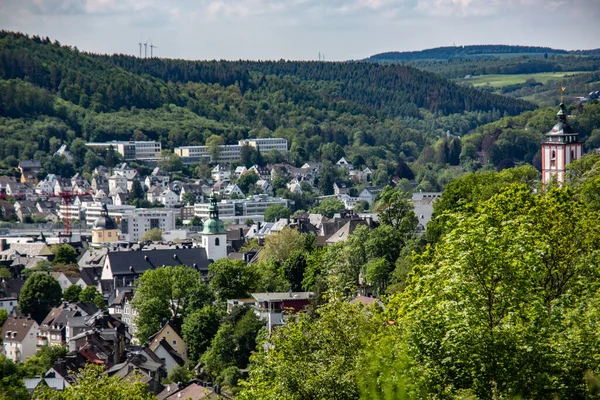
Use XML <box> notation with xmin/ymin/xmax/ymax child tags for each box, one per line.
<box><xmin>459</xmin><ymin>71</ymin><xmax>588</xmax><ymax>87</ymax></box>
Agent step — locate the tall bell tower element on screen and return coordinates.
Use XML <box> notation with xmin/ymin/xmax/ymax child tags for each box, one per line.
<box><xmin>541</xmin><ymin>102</ymin><xmax>583</xmax><ymax>185</ymax></box>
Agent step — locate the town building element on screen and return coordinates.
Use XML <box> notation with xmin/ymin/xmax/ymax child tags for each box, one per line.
<box><xmin>86</xmin><ymin>141</ymin><xmax>162</xmax><ymax>161</ymax></box>
<box><xmin>1</xmin><ymin>316</ymin><xmax>39</xmax><ymax>362</ymax></box>
<box><xmin>250</xmin><ymin>292</ymin><xmax>313</xmax><ymax>331</ymax></box>
<box><xmin>174</xmin><ymin>138</ymin><xmax>288</xmax><ymax>164</ymax></box>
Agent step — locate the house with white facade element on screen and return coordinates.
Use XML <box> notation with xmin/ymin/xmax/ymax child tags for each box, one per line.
<box><xmin>1</xmin><ymin>316</ymin><xmax>39</xmax><ymax>363</ymax></box>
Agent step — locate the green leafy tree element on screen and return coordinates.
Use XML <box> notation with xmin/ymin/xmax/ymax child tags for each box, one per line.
<box><xmin>393</xmin><ymin>185</ymin><xmax>600</xmax><ymax>398</ymax></box>
<box><xmin>158</xmin><ymin>150</ymin><xmax>183</xmax><ymax>172</ymax></box>
<box><xmin>181</xmin><ymin>191</ymin><xmax>197</xmax><ymax>206</ymax></box>
<box><xmin>375</xmin><ymin>186</ymin><xmax>418</xmax><ymax>235</ymax></box>
<box><xmin>130</xmin><ymin>179</ymin><xmax>145</xmax><ymax>200</ymax></box>
<box><xmin>263</xmin><ymin>203</ymin><xmax>291</xmax><ymax>222</ymax></box>
<box><xmin>238</xmin><ymin>301</ymin><xmax>381</xmax><ymax>400</ymax></box>
<box><xmin>0</xmin><ymin>309</ymin><xmax>7</xmax><ymax>328</ymax></box>
<box><xmin>0</xmin><ymin>355</ymin><xmax>28</xmax><ymax>400</ymax></box>
<box><xmin>206</xmin><ymin>135</ymin><xmax>225</xmax><ymax>162</ymax></box>
<box><xmin>132</xmin><ymin>266</ymin><xmax>203</xmax><ymax>343</ymax></box>
<box><xmin>19</xmin><ymin>274</ymin><xmax>62</xmax><ymax>323</ymax></box>
<box><xmin>182</xmin><ymin>305</ymin><xmax>221</xmax><ymax>362</ymax></box>
<box><xmin>21</xmin><ymin>345</ymin><xmax>68</xmax><ymax>378</ymax></box>
<box><xmin>189</xmin><ymin>216</ymin><xmax>203</xmax><ymax>226</ymax></box>
<box><xmin>35</xmin><ymin>363</ymin><xmax>154</xmax><ymax>400</ymax></box>
<box><xmin>141</xmin><ymin>228</ymin><xmax>163</xmax><ymax>242</ymax></box>
<box><xmin>208</xmin><ymin>259</ymin><xmax>257</xmax><ymax>302</ymax></box>
<box><xmin>201</xmin><ymin>308</ymin><xmax>264</xmax><ymax>380</ymax></box>
<box><xmin>63</xmin><ymin>284</ymin><xmax>82</xmax><ymax>302</ymax></box>
<box><xmin>309</xmin><ymin>197</ymin><xmax>345</xmax><ymax>218</ymax></box>
<box><xmin>78</xmin><ymin>286</ymin><xmax>100</xmax><ymax>303</ymax></box>
<box><xmin>282</xmin><ymin>251</ymin><xmax>307</xmax><ymax>291</ymax></box>
<box><xmin>51</xmin><ymin>244</ymin><xmax>77</xmax><ymax>265</ymax></box>
<box><xmin>0</xmin><ymin>268</ymin><xmax>11</xmax><ymax>279</ymax></box>
<box><xmin>259</xmin><ymin>227</ymin><xmax>308</xmax><ymax>263</ymax></box>
<box><xmin>236</xmin><ymin>171</ymin><xmax>259</xmax><ymax>195</ymax></box>
<box><xmin>164</xmin><ymin>365</ymin><xmax>193</xmax><ymax>384</ymax></box>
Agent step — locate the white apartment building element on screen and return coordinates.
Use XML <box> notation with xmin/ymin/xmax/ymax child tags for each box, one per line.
<box><xmin>174</xmin><ymin>138</ymin><xmax>288</xmax><ymax>164</ymax></box>
<box><xmin>85</xmin><ymin>204</ymin><xmax>136</xmax><ymax>227</ymax></box>
<box><xmin>117</xmin><ymin>208</ymin><xmax>176</xmax><ymax>242</ymax></box>
<box><xmin>1</xmin><ymin>317</ymin><xmax>39</xmax><ymax>363</ymax></box>
<box><xmin>193</xmin><ymin>195</ymin><xmax>292</xmax><ymax>222</ymax></box>
<box><xmin>86</xmin><ymin>141</ymin><xmax>162</xmax><ymax>161</ymax></box>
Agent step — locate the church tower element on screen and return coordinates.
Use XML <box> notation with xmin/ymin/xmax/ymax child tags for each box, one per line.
<box><xmin>201</xmin><ymin>195</ymin><xmax>227</xmax><ymax>261</ymax></box>
<box><xmin>541</xmin><ymin>103</ymin><xmax>583</xmax><ymax>185</ymax></box>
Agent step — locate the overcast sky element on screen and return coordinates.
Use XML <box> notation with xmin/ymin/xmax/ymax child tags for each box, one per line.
<box><xmin>1</xmin><ymin>0</ymin><xmax>599</xmax><ymax>61</ymax></box>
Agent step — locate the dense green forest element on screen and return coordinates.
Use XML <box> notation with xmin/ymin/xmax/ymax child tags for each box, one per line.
<box><xmin>0</xmin><ymin>31</ymin><xmax>537</xmax><ymax>189</ymax></box>
<box><xmin>364</xmin><ymin>45</ymin><xmax>600</xmax><ymax>80</ymax></box>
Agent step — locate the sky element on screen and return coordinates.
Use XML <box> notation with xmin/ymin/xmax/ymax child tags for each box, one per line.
<box><xmin>1</xmin><ymin>0</ymin><xmax>599</xmax><ymax>61</ymax></box>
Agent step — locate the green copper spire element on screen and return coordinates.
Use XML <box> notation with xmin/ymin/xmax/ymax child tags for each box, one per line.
<box><xmin>202</xmin><ymin>194</ymin><xmax>226</xmax><ymax>234</ymax></box>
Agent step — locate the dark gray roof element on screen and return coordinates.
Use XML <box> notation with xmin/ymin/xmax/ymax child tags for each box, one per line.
<box><xmin>106</xmin><ymin>248</ymin><xmax>211</xmax><ymax>277</ymax></box>
<box><xmin>157</xmin><ymin>338</ymin><xmax>185</xmax><ymax>367</ymax></box>
<box><xmin>18</xmin><ymin>160</ymin><xmax>41</xmax><ymax>169</ymax></box>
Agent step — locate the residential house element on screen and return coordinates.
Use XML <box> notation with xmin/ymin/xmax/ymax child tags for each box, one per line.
<box><xmin>106</xmin><ymin>347</ymin><xmax>166</xmax><ymax>394</ymax></box>
<box><xmin>100</xmin><ymin>248</ymin><xmax>211</xmax><ymax>291</ymax></box>
<box><xmin>153</xmin><ymin>339</ymin><xmax>185</xmax><ymax>374</ymax></box>
<box><xmin>255</xmin><ymin>179</ymin><xmax>273</xmax><ymax>195</ymax></box>
<box><xmin>224</xmin><ymin>183</ymin><xmax>244</xmax><ymax>198</ymax></box>
<box><xmin>108</xmin><ymin>174</ymin><xmax>128</xmax><ymax>194</ymax></box>
<box><xmin>148</xmin><ymin>321</ymin><xmax>187</xmax><ymax>361</ymax></box>
<box><xmin>53</xmin><ymin>178</ymin><xmax>73</xmax><ymax>195</ymax></box>
<box><xmin>91</xmin><ymin>175</ymin><xmax>109</xmax><ymax>193</ymax></box>
<box><xmin>211</xmin><ymin>164</ymin><xmax>230</xmax><ymax>181</ymax></box>
<box><xmin>6</xmin><ymin>182</ymin><xmax>35</xmax><ymax>198</ymax></box>
<box><xmin>38</xmin><ymin>303</ymin><xmax>99</xmax><ymax>348</ymax></box>
<box><xmin>150</xmin><ymin>167</ymin><xmax>170</xmax><ymax>187</ymax></box>
<box><xmin>358</xmin><ymin>186</ymin><xmax>385</xmax><ymax>205</ymax></box>
<box><xmin>18</xmin><ymin>160</ymin><xmax>41</xmax><ymax>184</ymax></box>
<box><xmin>1</xmin><ymin>316</ymin><xmax>39</xmax><ymax>362</ymax></box>
<box><xmin>158</xmin><ymin>189</ymin><xmax>180</xmax><ymax>207</ymax></box>
<box><xmin>250</xmin><ymin>292</ymin><xmax>313</xmax><ymax>331</ymax></box>
<box><xmin>146</xmin><ymin>185</ymin><xmax>163</xmax><ymax>203</ymax></box>
<box><xmin>287</xmin><ymin>181</ymin><xmax>303</xmax><ymax>195</ymax></box>
<box><xmin>54</xmin><ymin>144</ymin><xmax>74</xmax><ymax>162</ymax></box>
<box><xmin>336</xmin><ymin>157</ymin><xmax>354</xmax><ymax>170</ymax></box>
<box><xmin>179</xmin><ymin>184</ymin><xmax>204</xmax><ymax>205</ymax></box>
<box><xmin>113</xmin><ymin>163</ymin><xmax>138</xmax><ymax>180</ymax></box>
<box><xmin>234</xmin><ymin>165</ymin><xmax>247</xmax><ymax>178</ymax></box>
<box><xmin>333</xmin><ymin>181</ymin><xmax>350</xmax><ymax>195</ymax></box>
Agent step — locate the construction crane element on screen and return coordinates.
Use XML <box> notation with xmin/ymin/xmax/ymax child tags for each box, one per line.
<box><xmin>40</xmin><ymin>189</ymin><xmax>94</xmax><ymax>242</ymax></box>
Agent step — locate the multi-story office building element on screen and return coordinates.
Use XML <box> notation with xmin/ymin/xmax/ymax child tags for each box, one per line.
<box><xmin>174</xmin><ymin>138</ymin><xmax>288</xmax><ymax>164</ymax></box>
<box><xmin>239</xmin><ymin>138</ymin><xmax>288</xmax><ymax>154</ymax></box>
<box><xmin>193</xmin><ymin>195</ymin><xmax>292</xmax><ymax>223</ymax></box>
<box><xmin>85</xmin><ymin>204</ymin><xmax>136</xmax><ymax>228</ymax></box>
<box><xmin>118</xmin><ymin>209</ymin><xmax>176</xmax><ymax>242</ymax></box>
<box><xmin>86</xmin><ymin>141</ymin><xmax>162</xmax><ymax>161</ymax></box>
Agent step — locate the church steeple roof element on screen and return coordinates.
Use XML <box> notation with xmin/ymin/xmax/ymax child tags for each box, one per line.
<box><xmin>202</xmin><ymin>195</ymin><xmax>225</xmax><ymax>234</ymax></box>
<box><xmin>546</xmin><ymin>102</ymin><xmax>577</xmax><ymax>139</ymax></box>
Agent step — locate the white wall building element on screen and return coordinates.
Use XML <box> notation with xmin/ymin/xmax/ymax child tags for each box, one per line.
<box><xmin>175</xmin><ymin>138</ymin><xmax>288</xmax><ymax>164</ymax></box>
<box><xmin>118</xmin><ymin>209</ymin><xmax>176</xmax><ymax>242</ymax></box>
<box><xmin>86</xmin><ymin>141</ymin><xmax>162</xmax><ymax>161</ymax></box>
<box><xmin>1</xmin><ymin>317</ymin><xmax>39</xmax><ymax>363</ymax></box>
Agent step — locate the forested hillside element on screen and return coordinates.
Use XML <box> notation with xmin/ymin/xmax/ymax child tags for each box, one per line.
<box><xmin>365</xmin><ymin>44</ymin><xmax>569</xmax><ymax>62</ymax></box>
<box><xmin>0</xmin><ymin>31</ymin><xmax>534</xmax><ymax>190</ymax></box>
<box><xmin>364</xmin><ymin>45</ymin><xmax>600</xmax><ymax>80</ymax></box>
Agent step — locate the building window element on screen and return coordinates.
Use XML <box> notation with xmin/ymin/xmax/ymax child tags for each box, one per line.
<box><xmin>571</xmin><ymin>150</ymin><xmax>575</xmax><ymax>161</ymax></box>
<box><xmin>172</xmin><ymin>340</ymin><xmax>177</xmax><ymax>345</ymax></box>
<box><xmin>215</xmin><ymin>238</ymin><xmax>220</xmax><ymax>246</ymax></box>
